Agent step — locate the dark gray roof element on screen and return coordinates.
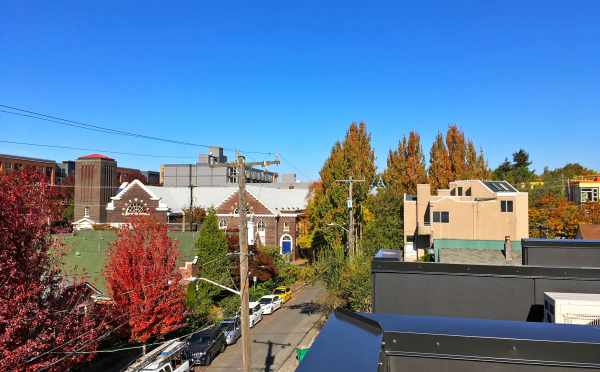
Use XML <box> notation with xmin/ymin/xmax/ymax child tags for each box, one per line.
<box><xmin>439</xmin><ymin>248</ymin><xmax>521</xmax><ymax>265</ymax></box>
<box><xmin>298</xmin><ymin>310</ymin><xmax>600</xmax><ymax>372</ymax></box>
<box><xmin>484</xmin><ymin>180</ymin><xmax>518</xmax><ymax>193</ymax></box>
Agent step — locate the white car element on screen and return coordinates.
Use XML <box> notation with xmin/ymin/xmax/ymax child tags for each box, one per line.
<box><xmin>259</xmin><ymin>295</ymin><xmax>282</xmax><ymax>315</ymax></box>
<box><xmin>248</xmin><ymin>301</ymin><xmax>263</xmax><ymax>328</ymax></box>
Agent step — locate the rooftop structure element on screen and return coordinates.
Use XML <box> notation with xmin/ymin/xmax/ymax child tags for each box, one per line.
<box><xmin>299</xmin><ymin>250</ymin><xmax>600</xmax><ymax>371</ymax></box>
<box><xmin>568</xmin><ymin>175</ymin><xmax>600</xmax><ymax>204</ymax></box>
<box><xmin>162</xmin><ymin>146</ymin><xmax>279</xmax><ymax>187</ymax></box>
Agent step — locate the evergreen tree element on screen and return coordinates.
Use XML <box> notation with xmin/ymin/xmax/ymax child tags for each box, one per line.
<box><xmin>512</xmin><ymin>149</ymin><xmax>532</xmax><ymax>169</ymax></box>
<box><xmin>428</xmin><ymin>132</ymin><xmax>452</xmax><ymax>190</ymax></box>
<box><xmin>446</xmin><ymin>125</ymin><xmax>467</xmax><ymax>179</ymax></box>
<box><xmin>493</xmin><ymin>149</ymin><xmax>535</xmax><ymax>186</ymax></box>
<box><xmin>187</xmin><ymin>208</ymin><xmax>230</xmax><ymax>320</ymax></box>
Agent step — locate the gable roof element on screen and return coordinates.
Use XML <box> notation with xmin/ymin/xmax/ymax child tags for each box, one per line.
<box><xmin>108</xmin><ymin>180</ymin><xmax>310</xmax><ymax>215</ymax></box>
<box><xmin>578</xmin><ymin>224</ymin><xmax>600</xmax><ymax>240</ymax></box>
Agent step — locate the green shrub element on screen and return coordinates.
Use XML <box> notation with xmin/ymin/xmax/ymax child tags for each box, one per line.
<box><xmin>218</xmin><ymin>295</ymin><xmax>241</xmax><ymax>318</ymax></box>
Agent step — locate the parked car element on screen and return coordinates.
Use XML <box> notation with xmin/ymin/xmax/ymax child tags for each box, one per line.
<box><xmin>273</xmin><ymin>286</ymin><xmax>292</xmax><ymax>303</ymax></box>
<box><xmin>127</xmin><ymin>340</ymin><xmax>190</xmax><ymax>372</ymax></box>
<box><xmin>249</xmin><ymin>301</ymin><xmax>264</xmax><ymax>327</ymax></box>
<box><xmin>186</xmin><ymin>326</ymin><xmax>227</xmax><ymax>366</ymax></box>
<box><xmin>219</xmin><ymin>316</ymin><xmax>241</xmax><ymax>345</ymax></box>
<box><xmin>259</xmin><ymin>295</ymin><xmax>282</xmax><ymax>315</ymax></box>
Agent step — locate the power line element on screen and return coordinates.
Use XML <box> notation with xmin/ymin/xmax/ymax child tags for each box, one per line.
<box><xmin>52</xmin><ymin>322</ymin><xmax>215</xmax><ymax>356</ymax></box>
<box><xmin>0</xmin><ymin>140</ymin><xmax>196</xmax><ymax>159</ymax></box>
<box><xmin>0</xmin><ymin>105</ymin><xmax>276</xmax><ymax>156</ymax></box>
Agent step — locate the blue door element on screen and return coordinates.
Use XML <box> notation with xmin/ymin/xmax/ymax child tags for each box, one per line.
<box><xmin>281</xmin><ymin>236</ymin><xmax>292</xmax><ymax>255</ymax></box>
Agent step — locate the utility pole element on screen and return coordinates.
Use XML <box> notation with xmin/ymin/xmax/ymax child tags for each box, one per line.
<box><xmin>212</xmin><ymin>152</ymin><xmax>280</xmax><ymax>372</ymax></box>
<box><xmin>335</xmin><ymin>176</ymin><xmax>365</xmax><ymax>256</ymax></box>
<box><xmin>188</xmin><ymin>164</ymin><xmax>193</xmax><ymax>232</ymax></box>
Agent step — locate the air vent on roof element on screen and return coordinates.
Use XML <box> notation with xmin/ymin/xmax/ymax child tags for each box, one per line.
<box><xmin>544</xmin><ymin>292</ymin><xmax>600</xmax><ymax>327</ymax></box>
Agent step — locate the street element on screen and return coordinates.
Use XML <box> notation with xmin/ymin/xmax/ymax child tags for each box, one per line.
<box><xmin>196</xmin><ymin>284</ymin><xmax>325</xmax><ymax>372</ymax></box>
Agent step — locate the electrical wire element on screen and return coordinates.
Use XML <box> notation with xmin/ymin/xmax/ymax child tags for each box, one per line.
<box><xmin>0</xmin><ymin>105</ymin><xmax>276</xmax><ymax>156</ymax></box>
<box><xmin>51</xmin><ymin>322</ymin><xmax>215</xmax><ymax>356</ymax></box>
<box><xmin>0</xmin><ymin>140</ymin><xmax>196</xmax><ymax>159</ymax></box>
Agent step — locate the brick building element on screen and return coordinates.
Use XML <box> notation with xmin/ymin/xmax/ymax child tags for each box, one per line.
<box><xmin>103</xmin><ymin>179</ymin><xmax>310</xmax><ymax>256</ymax></box>
<box><xmin>73</xmin><ymin>154</ymin><xmax>118</xmax><ymax>227</ymax></box>
<box><xmin>0</xmin><ymin>153</ymin><xmax>58</xmax><ymax>185</ymax></box>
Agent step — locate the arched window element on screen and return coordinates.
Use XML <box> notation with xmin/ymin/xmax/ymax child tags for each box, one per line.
<box><xmin>283</xmin><ymin>222</ymin><xmax>290</xmax><ymax>232</ymax></box>
<box><xmin>125</xmin><ymin>201</ymin><xmax>147</xmax><ymax>215</ymax></box>
<box><xmin>219</xmin><ymin>219</ymin><xmax>228</xmax><ymax>230</ymax></box>
<box><xmin>257</xmin><ymin>220</ymin><xmax>266</xmax><ymax>232</ymax></box>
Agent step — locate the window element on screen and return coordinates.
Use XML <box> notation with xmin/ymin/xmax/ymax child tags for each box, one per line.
<box><xmin>581</xmin><ymin>188</ymin><xmax>599</xmax><ymax>203</ymax></box>
<box><xmin>501</xmin><ymin>200</ymin><xmax>514</xmax><ymax>213</ymax></box>
<box><xmin>125</xmin><ymin>202</ymin><xmax>147</xmax><ymax>215</ymax></box>
<box><xmin>433</xmin><ymin>211</ymin><xmax>450</xmax><ymax>223</ymax></box>
<box><xmin>219</xmin><ymin>219</ymin><xmax>228</xmax><ymax>229</ymax></box>
<box><xmin>457</xmin><ymin>187</ymin><xmax>463</xmax><ymax>196</ymax></box>
<box><xmin>84</xmin><ymin>207</ymin><xmax>90</xmax><ymax>218</ymax></box>
<box><xmin>257</xmin><ymin>220</ymin><xmax>266</xmax><ymax>232</ymax></box>
<box><xmin>283</xmin><ymin>222</ymin><xmax>290</xmax><ymax>232</ymax></box>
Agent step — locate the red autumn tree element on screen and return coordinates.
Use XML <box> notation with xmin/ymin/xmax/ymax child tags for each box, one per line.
<box><xmin>104</xmin><ymin>216</ymin><xmax>186</xmax><ymax>343</ymax></box>
<box><xmin>0</xmin><ymin>170</ymin><xmax>104</xmax><ymax>371</ymax></box>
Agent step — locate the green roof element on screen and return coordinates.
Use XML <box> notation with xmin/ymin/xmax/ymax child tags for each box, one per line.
<box><xmin>56</xmin><ymin>230</ymin><xmax>199</xmax><ymax>293</ymax></box>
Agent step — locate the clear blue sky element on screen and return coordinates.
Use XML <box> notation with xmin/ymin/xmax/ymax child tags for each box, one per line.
<box><xmin>1</xmin><ymin>1</ymin><xmax>599</xmax><ymax>180</ymax></box>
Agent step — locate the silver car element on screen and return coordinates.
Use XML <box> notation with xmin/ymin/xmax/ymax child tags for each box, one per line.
<box><xmin>219</xmin><ymin>316</ymin><xmax>241</xmax><ymax>345</ymax></box>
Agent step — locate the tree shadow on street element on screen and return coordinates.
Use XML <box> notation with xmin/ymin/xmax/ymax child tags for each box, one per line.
<box><xmin>287</xmin><ymin>301</ymin><xmax>325</xmax><ymax>315</ymax></box>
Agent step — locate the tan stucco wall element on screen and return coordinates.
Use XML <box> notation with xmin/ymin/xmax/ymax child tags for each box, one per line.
<box><xmin>403</xmin><ymin>200</ymin><xmax>417</xmax><ymax>242</ymax></box>
<box><xmin>403</xmin><ymin>181</ymin><xmax>529</xmax><ymax>247</ymax></box>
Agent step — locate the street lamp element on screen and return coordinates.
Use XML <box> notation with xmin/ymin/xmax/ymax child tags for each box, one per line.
<box><xmin>326</xmin><ymin>222</ymin><xmax>349</xmax><ymax>233</ymax></box>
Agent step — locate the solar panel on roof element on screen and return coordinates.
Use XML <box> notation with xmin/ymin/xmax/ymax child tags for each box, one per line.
<box><xmin>484</xmin><ymin>181</ymin><xmax>517</xmax><ymax>193</ymax></box>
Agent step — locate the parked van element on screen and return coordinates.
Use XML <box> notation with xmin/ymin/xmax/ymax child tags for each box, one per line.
<box><xmin>126</xmin><ymin>340</ymin><xmax>190</xmax><ymax>372</ymax></box>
